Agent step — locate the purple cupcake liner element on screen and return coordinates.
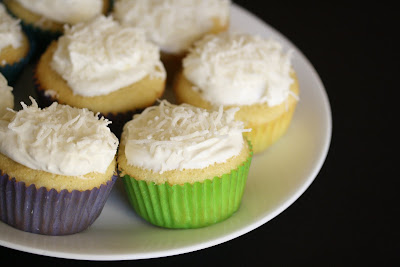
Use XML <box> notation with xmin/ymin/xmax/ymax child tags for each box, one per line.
<box><xmin>0</xmin><ymin>171</ymin><xmax>117</xmax><ymax>236</ymax></box>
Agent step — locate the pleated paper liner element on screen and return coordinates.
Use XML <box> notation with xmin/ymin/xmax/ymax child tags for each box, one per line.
<box><xmin>0</xmin><ymin>171</ymin><xmax>117</xmax><ymax>236</ymax></box>
<box><xmin>245</xmin><ymin>103</ymin><xmax>297</xmax><ymax>154</ymax></box>
<box><xmin>121</xmin><ymin>149</ymin><xmax>253</xmax><ymax>229</ymax></box>
<box><xmin>18</xmin><ymin>23</ymin><xmax>61</xmax><ymax>61</ymax></box>
<box><xmin>0</xmin><ymin>60</ymin><xmax>26</xmax><ymax>85</ymax></box>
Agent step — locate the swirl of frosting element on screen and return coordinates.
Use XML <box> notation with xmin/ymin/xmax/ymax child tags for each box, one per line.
<box><xmin>183</xmin><ymin>32</ymin><xmax>294</xmax><ymax>107</ymax></box>
<box><xmin>0</xmin><ymin>73</ymin><xmax>14</xmax><ymax>117</ymax></box>
<box><xmin>0</xmin><ymin>98</ymin><xmax>119</xmax><ymax>176</ymax></box>
<box><xmin>113</xmin><ymin>0</ymin><xmax>231</xmax><ymax>54</ymax></box>
<box><xmin>14</xmin><ymin>0</ymin><xmax>104</xmax><ymax>25</ymax></box>
<box><xmin>0</xmin><ymin>3</ymin><xmax>23</xmax><ymax>52</ymax></box>
<box><xmin>51</xmin><ymin>15</ymin><xmax>165</xmax><ymax>97</ymax></box>
<box><xmin>122</xmin><ymin>100</ymin><xmax>249</xmax><ymax>174</ymax></box>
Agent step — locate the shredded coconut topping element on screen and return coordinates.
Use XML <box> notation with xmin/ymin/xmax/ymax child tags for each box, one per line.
<box><xmin>183</xmin><ymin>32</ymin><xmax>294</xmax><ymax>107</ymax></box>
<box><xmin>51</xmin><ymin>15</ymin><xmax>165</xmax><ymax>97</ymax></box>
<box><xmin>0</xmin><ymin>73</ymin><xmax>14</xmax><ymax>117</ymax></box>
<box><xmin>0</xmin><ymin>3</ymin><xmax>23</xmax><ymax>52</ymax></box>
<box><xmin>0</xmin><ymin>98</ymin><xmax>118</xmax><ymax>176</ymax></box>
<box><xmin>113</xmin><ymin>0</ymin><xmax>231</xmax><ymax>54</ymax></box>
<box><xmin>122</xmin><ymin>100</ymin><xmax>249</xmax><ymax>174</ymax></box>
<box><xmin>14</xmin><ymin>0</ymin><xmax>104</xmax><ymax>25</ymax></box>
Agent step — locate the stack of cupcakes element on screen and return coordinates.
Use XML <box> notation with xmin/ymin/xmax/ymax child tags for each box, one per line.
<box><xmin>0</xmin><ymin>0</ymin><xmax>300</xmax><ymax>233</ymax></box>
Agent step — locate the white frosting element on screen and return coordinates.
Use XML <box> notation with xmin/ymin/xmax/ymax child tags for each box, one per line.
<box><xmin>122</xmin><ymin>100</ymin><xmax>249</xmax><ymax>174</ymax></box>
<box><xmin>0</xmin><ymin>73</ymin><xmax>14</xmax><ymax>117</ymax></box>
<box><xmin>0</xmin><ymin>3</ymin><xmax>23</xmax><ymax>53</ymax></box>
<box><xmin>0</xmin><ymin>98</ymin><xmax>119</xmax><ymax>176</ymax></box>
<box><xmin>14</xmin><ymin>0</ymin><xmax>104</xmax><ymax>25</ymax></box>
<box><xmin>183</xmin><ymin>32</ymin><xmax>294</xmax><ymax>107</ymax></box>
<box><xmin>51</xmin><ymin>15</ymin><xmax>165</xmax><ymax>97</ymax></box>
<box><xmin>113</xmin><ymin>0</ymin><xmax>230</xmax><ymax>54</ymax></box>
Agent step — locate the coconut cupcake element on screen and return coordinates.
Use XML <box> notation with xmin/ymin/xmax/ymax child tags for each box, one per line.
<box><xmin>0</xmin><ymin>98</ymin><xmax>119</xmax><ymax>235</ymax></box>
<box><xmin>0</xmin><ymin>73</ymin><xmax>14</xmax><ymax>117</ymax></box>
<box><xmin>34</xmin><ymin>15</ymin><xmax>166</xmax><ymax>137</ymax></box>
<box><xmin>112</xmin><ymin>0</ymin><xmax>230</xmax><ymax>82</ymax></box>
<box><xmin>0</xmin><ymin>3</ymin><xmax>32</xmax><ymax>84</ymax></box>
<box><xmin>173</xmin><ymin>32</ymin><xmax>299</xmax><ymax>154</ymax></box>
<box><xmin>118</xmin><ymin>100</ymin><xmax>252</xmax><ymax>228</ymax></box>
<box><xmin>3</xmin><ymin>0</ymin><xmax>112</xmax><ymax>56</ymax></box>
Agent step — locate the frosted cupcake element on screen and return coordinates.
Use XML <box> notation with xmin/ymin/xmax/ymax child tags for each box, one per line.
<box><xmin>112</xmin><ymin>0</ymin><xmax>231</xmax><ymax>81</ymax></box>
<box><xmin>0</xmin><ymin>3</ymin><xmax>32</xmax><ymax>84</ymax></box>
<box><xmin>34</xmin><ymin>15</ymin><xmax>166</xmax><ymax>137</ymax></box>
<box><xmin>0</xmin><ymin>98</ymin><xmax>119</xmax><ymax>235</ymax></box>
<box><xmin>118</xmin><ymin>100</ymin><xmax>252</xmax><ymax>228</ymax></box>
<box><xmin>174</xmin><ymin>32</ymin><xmax>299</xmax><ymax>153</ymax></box>
<box><xmin>0</xmin><ymin>73</ymin><xmax>14</xmax><ymax>117</ymax></box>
<box><xmin>3</xmin><ymin>0</ymin><xmax>112</xmax><ymax>56</ymax></box>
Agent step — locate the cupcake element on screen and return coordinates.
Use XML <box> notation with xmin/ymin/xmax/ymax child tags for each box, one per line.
<box><xmin>0</xmin><ymin>98</ymin><xmax>119</xmax><ymax>235</ymax></box>
<box><xmin>112</xmin><ymin>0</ymin><xmax>231</xmax><ymax>82</ymax></box>
<box><xmin>3</xmin><ymin>0</ymin><xmax>112</xmax><ymax>57</ymax></box>
<box><xmin>34</xmin><ymin>15</ymin><xmax>166</xmax><ymax>137</ymax></box>
<box><xmin>0</xmin><ymin>73</ymin><xmax>14</xmax><ymax>117</ymax></box>
<box><xmin>0</xmin><ymin>3</ymin><xmax>32</xmax><ymax>84</ymax></box>
<box><xmin>118</xmin><ymin>100</ymin><xmax>252</xmax><ymax>228</ymax></box>
<box><xmin>173</xmin><ymin>32</ymin><xmax>299</xmax><ymax>154</ymax></box>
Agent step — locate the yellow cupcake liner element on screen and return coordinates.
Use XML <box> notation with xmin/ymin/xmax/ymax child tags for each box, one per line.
<box><xmin>245</xmin><ymin>103</ymin><xmax>297</xmax><ymax>154</ymax></box>
<box><xmin>121</xmin><ymin>149</ymin><xmax>253</xmax><ymax>229</ymax></box>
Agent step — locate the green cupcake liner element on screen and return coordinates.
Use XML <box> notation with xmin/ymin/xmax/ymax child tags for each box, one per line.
<box><xmin>121</xmin><ymin>150</ymin><xmax>252</xmax><ymax>229</ymax></box>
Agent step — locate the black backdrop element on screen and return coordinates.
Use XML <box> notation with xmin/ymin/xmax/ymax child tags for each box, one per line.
<box><xmin>1</xmin><ymin>1</ymin><xmax>397</xmax><ymax>265</ymax></box>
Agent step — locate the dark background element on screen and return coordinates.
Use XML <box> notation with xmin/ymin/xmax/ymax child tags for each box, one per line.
<box><xmin>1</xmin><ymin>1</ymin><xmax>397</xmax><ymax>265</ymax></box>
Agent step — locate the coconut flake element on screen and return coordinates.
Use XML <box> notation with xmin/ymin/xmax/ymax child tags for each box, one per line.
<box><xmin>123</xmin><ymin>100</ymin><xmax>249</xmax><ymax>173</ymax></box>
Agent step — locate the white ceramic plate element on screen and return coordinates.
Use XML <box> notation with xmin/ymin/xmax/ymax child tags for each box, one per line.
<box><xmin>0</xmin><ymin>4</ymin><xmax>332</xmax><ymax>261</ymax></box>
